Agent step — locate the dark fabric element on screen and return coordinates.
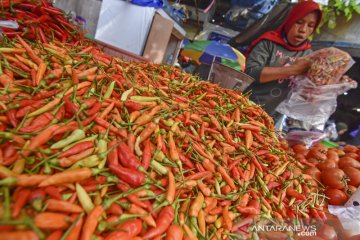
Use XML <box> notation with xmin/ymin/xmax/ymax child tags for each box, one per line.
<box><xmin>244</xmin><ymin>39</ymin><xmax>312</xmax><ymax>116</ymax></box>
<box><xmin>245</xmin><ymin>0</ymin><xmax>322</xmax><ymax>57</ymax></box>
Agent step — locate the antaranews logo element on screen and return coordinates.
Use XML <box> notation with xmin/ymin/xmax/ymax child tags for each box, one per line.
<box><xmin>250</xmin><ymin>223</ymin><xmax>317</xmax><ymax>236</ymax></box>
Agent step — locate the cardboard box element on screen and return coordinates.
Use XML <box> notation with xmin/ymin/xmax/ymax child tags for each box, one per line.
<box><xmin>96</xmin><ymin>40</ymin><xmax>149</xmax><ymax>63</ymax></box>
<box><xmin>95</xmin><ymin>1</ymin><xmax>186</xmax><ymax>65</ymax></box>
<box><xmin>208</xmin><ymin>62</ymin><xmax>254</xmax><ymax>92</ymax></box>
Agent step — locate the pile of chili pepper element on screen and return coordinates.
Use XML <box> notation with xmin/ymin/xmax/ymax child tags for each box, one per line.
<box><xmin>0</xmin><ymin>0</ymin><xmax>85</xmax><ymax>43</ymax></box>
<box><xmin>0</xmin><ymin>35</ymin><xmax>327</xmax><ymax>240</ymax></box>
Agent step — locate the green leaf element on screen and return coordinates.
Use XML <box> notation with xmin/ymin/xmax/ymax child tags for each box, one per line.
<box><xmin>353</xmin><ymin>4</ymin><xmax>360</xmax><ymax>14</ymax></box>
<box><xmin>344</xmin><ymin>7</ymin><xmax>351</xmax><ymax>16</ymax></box>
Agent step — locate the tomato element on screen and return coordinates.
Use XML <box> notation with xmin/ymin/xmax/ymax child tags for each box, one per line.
<box><xmin>338</xmin><ymin>157</ymin><xmax>360</xmax><ymax>169</ymax></box>
<box><xmin>304</xmin><ymin>167</ymin><xmax>321</xmax><ymax>182</ymax></box>
<box><xmin>327</xmin><ymin>149</ymin><xmax>339</xmax><ymax>162</ymax></box>
<box><xmin>316</xmin><ymin>160</ymin><xmax>338</xmax><ymax>171</ymax></box>
<box><xmin>345</xmin><ymin>152</ymin><xmax>359</xmax><ymax>160</ymax></box>
<box><xmin>336</xmin><ymin>149</ymin><xmax>346</xmax><ymax>157</ymax></box>
<box><xmin>321</xmin><ymin>168</ymin><xmax>346</xmax><ymax>189</ymax></box>
<box><xmin>307</xmin><ymin>157</ymin><xmax>320</xmax><ymax>165</ymax></box>
<box><xmin>317</xmin><ymin>224</ymin><xmax>338</xmax><ymax>240</ymax></box>
<box><xmin>312</xmin><ymin>143</ymin><xmax>328</xmax><ymax>153</ymax></box>
<box><xmin>345</xmin><ymin>185</ymin><xmax>357</xmax><ymax>197</ymax></box>
<box><xmin>292</xmin><ymin>144</ymin><xmax>308</xmax><ymax>155</ymax></box>
<box><xmin>325</xmin><ymin>188</ymin><xmax>348</xmax><ymax>205</ymax></box>
<box><xmin>343</xmin><ymin>145</ymin><xmax>358</xmax><ymax>153</ymax></box>
<box><xmin>294</xmin><ymin>153</ymin><xmax>306</xmax><ymax>161</ymax></box>
<box><xmin>342</xmin><ymin>167</ymin><xmax>360</xmax><ymax>187</ymax></box>
<box><xmin>307</xmin><ymin>148</ymin><xmax>327</xmax><ymax>161</ymax></box>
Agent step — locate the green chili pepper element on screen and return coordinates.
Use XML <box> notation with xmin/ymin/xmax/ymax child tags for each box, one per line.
<box><xmin>76</xmin><ymin>183</ymin><xmax>95</xmax><ymax>214</ymax></box>
<box><xmin>151</xmin><ymin>160</ymin><xmax>168</xmax><ymax>175</ymax></box>
<box><xmin>103</xmin><ymin>81</ymin><xmax>115</xmax><ymax>99</ymax></box>
<box><xmin>62</xmin><ymin>135</ymin><xmax>98</xmax><ymax>151</ymax></box>
<box><xmin>214</xmin><ymin>179</ymin><xmax>221</xmax><ymax>195</ymax></box>
<box><xmin>130</xmin><ymin>96</ymin><xmax>160</xmax><ymax>102</ymax></box>
<box><xmin>97</xmin><ymin>139</ymin><xmax>108</xmax><ymax>169</ymax></box>
<box><xmin>51</xmin><ymin>129</ymin><xmax>86</xmax><ymax>149</ymax></box>
<box><xmin>70</xmin><ymin>155</ymin><xmax>100</xmax><ymax>169</ymax></box>
<box><xmin>2</xmin><ymin>187</ymin><xmax>10</xmax><ymax>220</ymax></box>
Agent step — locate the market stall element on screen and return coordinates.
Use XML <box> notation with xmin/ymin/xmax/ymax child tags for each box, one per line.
<box><xmin>0</xmin><ymin>1</ymin><xmax>359</xmax><ymax>240</ymax></box>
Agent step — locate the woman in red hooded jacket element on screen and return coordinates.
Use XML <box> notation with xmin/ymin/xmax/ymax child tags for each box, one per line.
<box><xmin>244</xmin><ymin>0</ymin><xmax>323</xmax><ymax>128</ymax></box>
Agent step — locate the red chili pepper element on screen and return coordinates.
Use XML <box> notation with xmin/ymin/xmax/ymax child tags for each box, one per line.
<box><xmin>109</xmin><ymin>164</ymin><xmax>145</xmax><ymax>187</ymax></box>
<box><xmin>105</xmin><ymin>232</ymin><xmax>130</xmax><ymax>240</ymax></box>
<box><xmin>116</xmin><ymin>219</ymin><xmax>143</xmax><ymax>237</ymax></box>
<box><xmin>16</xmin><ymin>3</ymin><xmax>37</xmax><ymax>10</ymax></box>
<box><xmin>117</xmin><ymin>183</ymin><xmax>148</xmax><ymax>209</ymax></box>
<box><xmin>64</xmin><ymin>96</ymin><xmax>80</xmax><ymax>118</ymax></box>
<box><xmin>54</xmin><ymin>16</ymin><xmax>74</xmax><ymax>30</ymax></box>
<box><xmin>19</xmin><ymin>112</ymin><xmax>53</xmax><ymax>133</ymax></box>
<box><xmin>87</xmin><ymin>102</ymin><xmax>102</xmax><ymax>116</ymax></box>
<box><xmin>6</xmin><ymin>109</ymin><xmax>18</xmax><ymax>128</ymax></box>
<box><xmin>38</xmin><ymin>28</ymin><xmax>47</xmax><ymax>43</ymax></box>
<box><xmin>286</xmin><ymin>187</ymin><xmax>306</xmax><ymax>201</ymax></box>
<box><xmin>141</xmin><ymin>138</ymin><xmax>151</xmax><ymax>170</ymax></box>
<box><xmin>236</xmin><ymin>206</ymin><xmax>260</xmax><ymax>215</ymax></box>
<box><xmin>117</xmin><ymin>143</ymin><xmax>141</xmax><ymax>170</ymax></box>
<box><xmin>42</xmin><ymin>6</ymin><xmax>64</xmax><ymax>15</ymax></box>
<box><xmin>179</xmin><ymin>152</ymin><xmax>195</xmax><ymax>169</ymax></box>
<box><xmin>106</xmin><ymin>202</ymin><xmax>123</xmax><ymax>216</ymax></box>
<box><xmin>143</xmin><ymin>206</ymin><xmax>175</xmax><ymax>239</ymax></box>
<box><xmin>33</xmin><ymin>89</ymin><xmax>59</xmax><ymax>100</ymax></box>
<box><xmin>184</xmin><ymin>171</ymin><xmax>212</xmax><ymax>181</ymax></box>
<box><xmin>107</xmin><ymin>140</ymin><xmax>119</xmax><ymax>166</ymax></box>
<box><xmin>57</xmin><ymin>141</ymin><xmax>94</xmax><ymax>158</ymax></box>
<box><xmin>94</xmin><ymin>117</ymin><xmax>127</xmax><ymax>138</ymax></box>
<box><xmin>267</xmin><ymin>181</ymin><xmax>281</xmax><ymax>191</ymax></box>
<box><xmin>124</xmin><ymin>101</ymin><xmax>143</xmax><ymax>112</ymax></box>
<box><xmin>44</xmin><ymin>186</ymin><xmax>62</xmax><ymax>200</ymax></box>
<box><xmin>12</xmin><ymin>188</ymin><xmax>32</xmax><ymax>218</ymax></box>
<box><xmin>81</xmin><ymin>205</ymin><xmax>104</xmax><ymax>240</ymax></box>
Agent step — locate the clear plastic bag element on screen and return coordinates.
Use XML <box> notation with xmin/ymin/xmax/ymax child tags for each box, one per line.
<box><xmin>277</xmin><ymin>76</ymin><xmax>357</xmax><ymax>128</ymax></box>
<box><xmin>285</xmin><ymin>130</ymin><xmax>328</xmax><ymax>148</ymax></box>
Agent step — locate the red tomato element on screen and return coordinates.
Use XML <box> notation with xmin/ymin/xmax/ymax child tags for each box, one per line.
<box><xmin>343</xmin><ymin>145</ymin><xmax>358</xmax><ymax>153</ymax></box>
<box><xmin>325</xmin><ymin>188</ymin><xmax>348</xmax><ymax>205</ymax></box>
<box><xmin>327</xmin><ymin>149</ymin><xmax>339</xmax><ymax>162</ymax></box>
<box><xmin>321</xmin><ymin>168</ymin><xmax>346</xmax><ymax>189</ymax></box>
<box><xmin>342</xmin><ymin>167</ymin><xmax>360</xmax><ymax>187</ymax></box>
<box><xmin>338</xmin><ymin>157</ymin><xmax>360</xmax><ymax>169</ymax></box>
<box><xmin>316</xmin><ymin>160</ymin><xmax>338</xmax><ymax>171</ymax></box>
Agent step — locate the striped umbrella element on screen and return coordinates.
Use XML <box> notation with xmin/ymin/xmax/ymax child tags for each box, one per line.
<box><xmin>180</xmin><ymin>40</ymin><xmax>246</xmax><ymax>71</ymax></box>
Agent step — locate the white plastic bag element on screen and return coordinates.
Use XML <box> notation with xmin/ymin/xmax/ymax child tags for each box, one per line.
<box><xmin>277</xmin><ymin>77</ymin><xmax>357</xmax><ymax>128</ymax></box>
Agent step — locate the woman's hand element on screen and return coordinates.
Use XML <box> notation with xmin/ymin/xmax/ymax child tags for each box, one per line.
<box><xmin>290</xmin><ymin>57</ymin><xmax>310</xmax><ymax>75</ymax></box>
<box><xmin>259</xmin><ymin>57</ymin><xmax>310</xmax><ymax>83</ymax></box>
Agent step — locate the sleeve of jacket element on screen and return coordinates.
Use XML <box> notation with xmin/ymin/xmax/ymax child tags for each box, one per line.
<box><xmin>244</xmin><ymin>40</ymin><xmax>272</xmax><ymax>82</ymax></box>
